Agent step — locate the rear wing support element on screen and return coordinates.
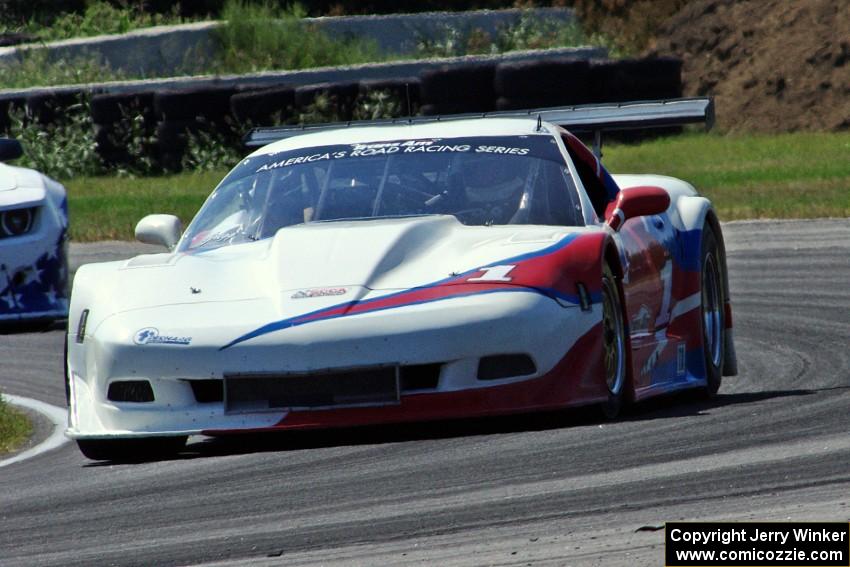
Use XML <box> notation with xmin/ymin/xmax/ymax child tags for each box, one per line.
<box><xmin>244</xmin><ymin>97</ymin><xmax>715</xmax><ymax>158</ymax></box>
<box><xmin>521</xmin><ymin>97</ymin><xmax>715</xmax><ymax>158</ymax></box>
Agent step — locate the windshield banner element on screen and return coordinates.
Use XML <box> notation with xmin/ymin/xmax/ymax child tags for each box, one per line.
<box><xmin>232</xmin><ymin>135</ymin><xmax>564</xmax><ymax>178</ymax></box>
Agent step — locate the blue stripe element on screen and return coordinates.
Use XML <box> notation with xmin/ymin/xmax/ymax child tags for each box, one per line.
<box><xmin>220</xmin><ymin>287</ymin><xmax>545</xmax><ymax>350</ymax></box>
<box><xmin>673</xmin><ymin>228</ymin><xmax>702</xmax><ymax>272</ymax></box>
<box><xmin>496</xmin><ymin>233</ymin><xmax>579</xmax><ymax>265</ymax></box>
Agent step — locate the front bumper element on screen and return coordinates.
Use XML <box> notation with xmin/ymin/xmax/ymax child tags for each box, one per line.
<box><xmin>66</xmin><ymin>289</ymin><xmax>605</xmax><ymax>439</ymax></box>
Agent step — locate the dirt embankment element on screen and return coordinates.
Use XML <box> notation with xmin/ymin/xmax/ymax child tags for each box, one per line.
<box><xmin>648</xmin><ymin>0</ymin><xmax>850</xmax><ymax>133</ymax></box>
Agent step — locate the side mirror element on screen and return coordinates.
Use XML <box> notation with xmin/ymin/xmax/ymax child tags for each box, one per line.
<box><xmin>135</xmin><ymin>214</ymin><xmax>182</xmax><ymax>249</ymax></box>
<box><xmin>0</xmin><ymin>138</ymin><xmax>23</xmax><ymax>161</ymax></box>
<box><xmin>605</xmin><ymin>186</ymin><xmax>671</xmax><ymax>231</ymax></box>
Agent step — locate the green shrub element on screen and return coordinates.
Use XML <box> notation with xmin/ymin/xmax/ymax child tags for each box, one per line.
<box><xmin>1</xmin><ymin>0</ymin><xmax>190</xmax><ymax>41</ymax></box>
<box><xmin>1</xmin><ymin>3</ymin><xmax>618</xmax><ymax>86</ymax></box>
<box><xmin>571</xmin><ymin>0</ymin><xmax>688</xmax><ymax>55</ymax></box>
<box><xmin>182</xmin><ymin>119</ymin><xmax>244</xmax><ymax>172</ymax></box>
<box><xmin>494</xmin><ymin>12</ymin><xmax>587</xmax><ymax>52</ymax></box>
<box><xmin>0</xmin><ymin>49</ymin><xmax>125</xmax><ymax>89</ymax></box>
<box><xmin>414</xmin><ymin>12</ymin><xmax>607</xmax><ymax>59</ymax></box>
<box><xmin>353</xmin><ymin>89</ymin><xmax>406</xmax><ymax>120</ymax></box>
<box><xmin>415</xmin><ymin>25</ymin><xmax>495</xmax><ymax>58</ymax></box>
<box><xmin>212</xmin><ymin>1</ymin><xmax>383</xmax><ymax>74</ymax></box>
<box><xmin>176</xmin><ymin>88</ymin><xmax>408</xmax><ymax>174</ymax></box>
<box><xmin>297</xmin><ymin>92</ymin><xmax>343</xmax><ymax>124</ymax></box>
<box><xmin>107</xmin><ymin>109</ymin><xmax>160</xmax><ymax>178</ymax></box>
<box><xmin>5</xmin><ymin>98</ymin><xmax>104</xmax><ymax>180</ymax></box>
<box><xmin>4</xmin><ymin>97</ymin><xmax>170</xmax><ymax>179</ymax></box>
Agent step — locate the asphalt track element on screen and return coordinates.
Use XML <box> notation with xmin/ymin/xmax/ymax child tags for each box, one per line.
<box><xmin>1</xmin><ymin>219</ymin><xmax>848</xmax><ymax>567</ymax></box>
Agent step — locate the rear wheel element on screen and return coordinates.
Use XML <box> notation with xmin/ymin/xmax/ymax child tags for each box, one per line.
<box><xmin>600</xmin><ymin>262</ymin><xmax>627</xmax><ymax>419</ymax></box>
<box><xmin>77</xmin><ymin>436</ymin><xmax>187</xmax><ymax>462</ymax></box>
<box><xmin>63</xmin><ymin>332</ymin><xmax>70</xmax><ymax>405</ymax></box>
<box><xmin>700</xmin><ymin>225</ymin><xmax>726</xmax><ymax>396</ymax></box>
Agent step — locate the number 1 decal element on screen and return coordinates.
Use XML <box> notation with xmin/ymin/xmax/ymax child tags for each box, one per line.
<box><xmin>468</xmin><ymin>264</ymin><xmax>516</xmax><ymax>282</ymax></box>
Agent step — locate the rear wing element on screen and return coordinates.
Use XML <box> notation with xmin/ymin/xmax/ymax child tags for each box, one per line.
<box><xmin>243</xmin><ymin>97</ymin><xmax>714</xmax><ymax>157</ymax></box>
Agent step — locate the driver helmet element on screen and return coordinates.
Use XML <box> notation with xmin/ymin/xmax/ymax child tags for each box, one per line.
<box><xmin>461</xmin><ymin>153</ymin><xmax>526</xmax><ymax>204</ymax></box>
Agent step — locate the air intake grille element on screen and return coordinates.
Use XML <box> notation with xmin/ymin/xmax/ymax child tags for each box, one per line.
<box><xmin>477</xmin><ymin>354</ymin><xmax>537</xmax><ymax>381</ymax></box>
<box><xmin>225</xmin><ymin>367</ymin><xmax>400</xmax><ymax>413</ymax></box>
<box><xmin>188</xmin><ymin>379</ymin><xmax>224</xmax><ymax>403</ymax></box>
<box><xmin>400</xmin><ymin>364</ymin><xmax>441</xmax><ymax>391</ymax></box>
<box><xmin>107</xmin><ymin>380</ymin><xmax>154</xmax><ymax>402</ymax></box>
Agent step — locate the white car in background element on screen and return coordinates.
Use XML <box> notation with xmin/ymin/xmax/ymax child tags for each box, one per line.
<box><xmin>0</xmin><ymin>138</ymin><xmax>70</xmax><ymax>325</ymax></box>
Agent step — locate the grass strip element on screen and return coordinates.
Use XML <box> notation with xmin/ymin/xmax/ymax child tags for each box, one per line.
<box><xmin>62</xmin><ymin>131</ymin><xmax>850</xmax><ymax>242</ymax></box>
<box><xmin>66</xmin><ymin>171</ymin><xmax>222</xmax><ymax>241</ymax></box>
<box><xmin>0</xmin><ymin>394</ymin><xmax>32</xmax><ymax>455</ymax></box>
<box><xmin>604</xmin><ymin>130</ymin><xmax>850</xmax><ymax>221</ymax></box>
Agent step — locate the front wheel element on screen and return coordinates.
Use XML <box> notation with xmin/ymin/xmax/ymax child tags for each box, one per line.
<box><xmin>77</xmin><ymin>436</ymin><xmax>187</xmax><ymax>462</ymax></box>
<box><xmin>600</xmin><ymin>262</ymin><xmax>628</xmax><ymax>419</ymax></box>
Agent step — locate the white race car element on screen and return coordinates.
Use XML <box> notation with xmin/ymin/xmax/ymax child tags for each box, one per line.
<box><xmin>0</xmin><ymin>138</ymin><xmax>69</xmax><ymax>325</ymax></box>
<box><xmin>65</xmin><ymin>99</ymin><xmax>736</xmax><ymax>461</ymax></box>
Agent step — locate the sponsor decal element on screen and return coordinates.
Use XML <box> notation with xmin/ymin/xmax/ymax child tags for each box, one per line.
<box><xmin>641</xmin><ymin>338</ymin><xmax>668</xmax><ymax>376</ymax></box>
<box><xmin>249</xmin><ymin>137</ymin><xmax>557</xmax><ymax>174</ymax></box>
<box><xmin>256</xmin><ymin>151</ymin><xmax>347</xmax><ymax>172</ymax></box>
<box><xmin>467</xmin><ymin>264</ymin><xmax>516</xmax><ymax>282</ymax></box>
<box><xmin>291</xmin><ymin>287</ymin><xmax>348</xmax><ymax>299</ymax></box>
<box><xmin>133</xmin><ymin>327</ymin><xmax>192</xmax><ymax>346</ymax></box>
<box><xmin>631</xmin><ymin>304</ymin><xmax>652</xmax><ymax>334</ymax></box>
<box><xmin>76</xmin><ymin>309</ymin><xmax>89</xmax><ymax>344</ymax></box>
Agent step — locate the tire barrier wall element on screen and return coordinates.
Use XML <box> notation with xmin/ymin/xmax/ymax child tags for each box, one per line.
<box><xmin>0</xmin><ymin>53</ymin><xmax>680</xmax><ymax>171</ymax></box>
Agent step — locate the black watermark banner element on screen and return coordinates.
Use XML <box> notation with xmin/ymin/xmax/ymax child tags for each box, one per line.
<box><xmin>665</xmin><ymin>522</ymin><xmax>849</xmax><ymax>566</ymax></box>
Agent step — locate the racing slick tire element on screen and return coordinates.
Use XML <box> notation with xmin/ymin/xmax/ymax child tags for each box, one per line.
<box><xmin>600</xmin><ymin>262</ymin><xmax>628</xmax><ymax>419</ymax></box>
<box><xmin>419</xmin><ymin>64</ymin><xmax>496</xmax><ymax>112</ymax></box>
<box><xmin>294</xmin><ymin>82</ymin><xmax>360</xmax><ymax>122</ymax></box>
<box><xmin>91</xmin><ymin>91</ymin><xmax>156</xmax><ymax>125</ymax></box>
<box><xmin>494</xmin><ymin>59</ymin><xmax>590</xmax><ymax>104</ymax></box>
<box><xmin>154</xmin><ymin>87</ymin><xmax>236</xmax><ymax>121</ymax></box>
<box><xmin>230</xmin><ymin>86</ymin><xmax>296</xmax><ymax>125</ymax></box>
<box><xmin>700</xmin><ymin>225</ymin><xmax>725</xmax><ymax>397</ymax></box>
<box><xmin>589</xmin><ymin>58</ymin><xmax>682</xmax><ymax>103</ymax></box>
<box><xmin>76</xmin><ymin>436</ymin><xmax>188</xmax><ymax>463</ymax></box>
<box><xmin>25</xmin><ymin>91</ymin><xmax>81</xmax><ymax>125</ymax></box>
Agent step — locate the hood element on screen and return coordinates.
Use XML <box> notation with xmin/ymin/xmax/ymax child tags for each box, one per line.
<box><xmin>99</xmin><ymin>216</ymin><xmax>595</xmax><ymax>315</ymax></box>
<box><xmin>0</xmin><ymin>163</ymin><xmax>48</xmax><ymax>207</ymax></box>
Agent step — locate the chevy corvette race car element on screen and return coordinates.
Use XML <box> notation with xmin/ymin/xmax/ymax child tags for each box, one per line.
<box><xmin>65</xmin><ymin>98</ymin><xmax>736</xmax><ymax>461</ymax></box>
<box><xmin>0</xmin><ymin>138</ymin><xmax>69</xmax><ymax>325</ymax></box>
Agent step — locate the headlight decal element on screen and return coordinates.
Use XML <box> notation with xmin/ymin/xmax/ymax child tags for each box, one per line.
<box><xmin>0</xmin><ymin>207</ymin><xmax>36</xmax><ymax>238</ymax></box>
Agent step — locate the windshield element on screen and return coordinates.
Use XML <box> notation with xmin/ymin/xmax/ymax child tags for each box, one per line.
<box><xmin>179</xmin><ymin>135</ymin><xmax>583</xmax><ymax>252</ymax></box>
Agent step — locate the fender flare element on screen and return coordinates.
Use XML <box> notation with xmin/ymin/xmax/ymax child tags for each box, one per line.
<box><xmin>675</xmin><ymin>195</ymin><xmax>737</xmax><ymax>377</ymax></box>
